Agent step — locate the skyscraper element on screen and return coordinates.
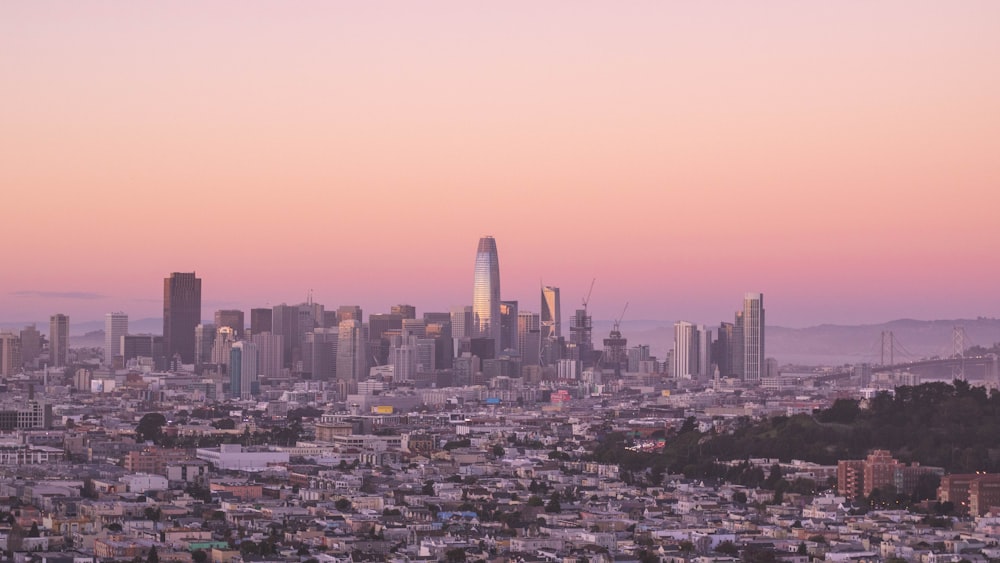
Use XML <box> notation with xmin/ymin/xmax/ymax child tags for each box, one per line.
<box><xmin>250</xmin><ymin>308</ymin><xmax>273</xmax><ymax>335</ymax></box>
<box><xmin>230</xmin><ymin>341</ymin><xmax>259</xmax><ymax>400</ymax></box>
<box><xmin>163</xmin><ymin>272</ymin><xmax>202</xmax><ymax>364</ymax></box>
<box><xmin>336</xmin><ymin>319</ymin><xmax>368</xmax><ymax>382</ymax></box>
<box><xmin>500</xmin><ymin>300</ymin><xmax>519</xmax><ymax>353</ymax></box>
<box><xmin>214</xmin><ymin>309</ymin><xmax>245</xmax><ymax>339</ymax></box>
<box><xmin>49</xmin><ymin>314</ymin><xmax>69</xmax><ymax>367</ymax></box>
<box><xmin>541</xmin><ymin>286</ymin><xmax>561</xmax><ymax>339</ymax></box>
<box><xmin>742</xmin><ymin>292</ymin><xmax>765</xmax><ymax>384</ymax></box>
<box><xmin>104</xmin><ymin>312</ymin><xmax>128</xmax><ymax>367</ymax></box>
<box><xmin>540</xmin><ymin>286</ymin><xmax>561</xmax><ymax>364</ymax></box>
<box><xmin>19</xmin><ymin>325</ymin><xmax>41</xmax><ymax>368</ymax></box>
<box><xmin>517</xmin><ymin>311</ymin><xmax>541</xmax><ymax>367</ymax></box>
<box><xmin>0</xmin><ymin>332</ymin><xmax>22</xmax><ymax>376</ymax></box>
<box><xmin>673</xmin><ymin>321</ymin><xmax>697</xmax><ymax>379</ymax></box>
<box><xmin>473</xmin><ymin>236</ymin><xmax>501</xmax><ymax>357</ymax></box>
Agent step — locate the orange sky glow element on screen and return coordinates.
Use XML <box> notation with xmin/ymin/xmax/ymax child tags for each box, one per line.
<box><xmin>2</xmin><ymin>2</ymin><xmax>999</xmax><ymax>327</ymax></box>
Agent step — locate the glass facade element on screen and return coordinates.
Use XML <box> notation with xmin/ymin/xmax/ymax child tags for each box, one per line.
<box><xmin>473</xmin><ymin>236</ymin><xmax>501</xmax><ymax>356</ymax></box>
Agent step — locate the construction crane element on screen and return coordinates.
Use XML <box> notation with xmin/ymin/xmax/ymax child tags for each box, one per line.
<box><xmin>582</xmin><ymin>278</ymin><xmax>596</xmax><ymax>311</ymax></box>
<box><xmin>614</xmin><ymin>302</ymin><xmax>629</xmax><ymax>332</ymax></box>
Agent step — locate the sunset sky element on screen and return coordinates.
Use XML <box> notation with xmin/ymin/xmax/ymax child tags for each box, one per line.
<box><xmin>2</xmin><ymin>2</ymin><xmax>998</xmax><ymax>329</ymax></box>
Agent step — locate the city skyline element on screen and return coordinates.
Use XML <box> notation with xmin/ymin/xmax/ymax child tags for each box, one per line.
<box><xmin>2</xmin><ymin>2</ymin><xmax>999</xmax><ymax>327</ymax></box>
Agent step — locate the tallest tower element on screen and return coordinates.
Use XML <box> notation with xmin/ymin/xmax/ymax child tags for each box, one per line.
<box><xmin>164</xmin><ymin>272</ymin><xmax>202</xmax><ymax>365</ymax></box>
<box><xmin>473</xmin><ymin>236</ymin><xmax>501</xmax><ymax>357</ymax></box>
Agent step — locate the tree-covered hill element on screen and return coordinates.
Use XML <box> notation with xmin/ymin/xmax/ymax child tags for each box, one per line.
<box><xmin>591</xmin><ymin>381</ymin><xmax>1000</xmax><ymax>480</ymax></box>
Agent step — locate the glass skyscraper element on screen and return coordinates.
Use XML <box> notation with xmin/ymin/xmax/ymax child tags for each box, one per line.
<box><xmin>473</xmin><ymin>236</ymin><xmax>501</xmax><ymax>357</ymax></box>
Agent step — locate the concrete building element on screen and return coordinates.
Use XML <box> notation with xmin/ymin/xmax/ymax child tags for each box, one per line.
<box><xmin>104</xmin><ymin>312</ymin><xmax>128</xmax><ymax>368</ymax></box>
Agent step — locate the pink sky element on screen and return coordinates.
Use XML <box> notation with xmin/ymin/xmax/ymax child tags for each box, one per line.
<box><xmin>1</xmin><ymin>2</ymin><xmax>999</xmax><ymax>328</ymax></box>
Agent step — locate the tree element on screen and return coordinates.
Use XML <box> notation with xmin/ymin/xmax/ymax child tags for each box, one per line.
<box><xmin>492</xmin><ymin>444</ymin><xmax>505</xmax><ymax>458</ymax></box>
<box><xmin>445</xmin><ymin>548</ymin><xmax>467</xmax><ymax>563</ymax></box>
<box><xmin>146</xmin><ymin>546</ymin><xmax>159</xmax><ymax>563</ymax></box>
<box><xmin>715</xmin><ymin>541</ymin><xmax>739</xmax><ymax>556</ymax></box>
<box><xmin>527</xmin><ymin>495</ymin><xmax>544</xmax><ymax>507</ymax></box>
<box><xmin>135</xmin><ymin>413</ymin><xmax>167</xmax><ymax>444</ymax></box>
<box><xmin>335</xmin><ymin>498</ymin><xmax>353</xmax><ymax>512</ymax></box>
<box><xmin>191</xmin><ymin>550</ymin><xmax>208</xmax><ymax>563</ymax></box>
<box><xmin>212</xmin><ymin>418</ymin><xmax>236</xmax><ymax>430</ymax></box>
<box><xmin>28</xmin><ymin>522</ymin><xmax>40</xmax><ymax>538</ymax></box>
<box><xmin>545</xmin><ymin>492</ymin><xmax>562</xmax><ymax>513</ymax></box>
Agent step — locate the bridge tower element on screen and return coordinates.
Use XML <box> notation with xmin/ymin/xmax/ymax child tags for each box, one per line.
<box><xmin>952</xmin><ymin>326</ymin><xmax>967</xmax><ymax>381</ymax></box>
<box><xmin>880</xmin><ymin>331</ymin><xmax>895</xmax><ymax>366</ymax></box>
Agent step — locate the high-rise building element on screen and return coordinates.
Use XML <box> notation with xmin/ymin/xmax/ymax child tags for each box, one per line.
<box><xmin>391</xmin><ymin>304</ymin><xmax>416</xmax><ymax>319</ymax></box>
<box><xmin>104</xmin><ymin>312</ymin><xmax>128</xmax><ymax>367</ymax></box>
<box><xmin>713</xmin><ymin>322</ymin><xmax>735</xmax><ymax>378</ymax></box>
<box><xmin>304</xmin><ymin>327</ymin><xmax>338</xmax><ymax>380</ymax></box>
<box><xmin>214</xmin><ymin>310</ymin><xmax>245</xmax><ymax>339</ymax></box>
<box><xmin>211</xmin><ymin>326</ymin><xmax>237</xmax><ymax>368</ymax></box>
<box><xmin>673</xmin><ymin>321</ymin><xmax>698</xmax><ymax>379</ymax></box>
<box><xmin>49</xmin><ymin>313</ymin><xmax>69</xmax><ymax>367</ymax></box>
<box><xmin>569</xmin><ymin>308</ymin><xmax>594</xmax><ymax>367</ymax></box>
<box><xmin>500</xmin><ymin>300</ymin><xmax>519</xmax><ymax>353</ymax></box>
<box><xmin>271</xmin><ymin>304</ymin><xmax>301</xmax><ymax>368</ymax></box>
<box><xmin>230</xmin><ymin>341</ymin><xmax>259</xmax><ymax>400</ymax></box>
<box><xmin>336</xmin><ymin>320</ymin><xmax>368</xmax><ymax>382</ymax></box>
<box><xmin>473</xmin><ymin>236</ymin><xmax>501</xmax><ymax>357</ymax></box>
<box><xmin>541</xmin><ymin>286</ymin><xmax>561</xmax><ymax>339</ymax></box>
<box><xmin>163</xmin><ymin>272</ymin><xmax>202</xmax><ymax>364</ymax></box>
<box><xmin>251</xmin><ymin>331</ymin><xmax>284</xmax><ymax>378</ymax></box>
<box><xmin>540</xmin><ymin>286</ymin><xmax>562</xmax><ymax>364</ymax></box>
<box><xmin>450</xmin><ymin>306</ymin><xmax>474</xmax><ymax>339</ymax></box>
<box><xmin>742</xmin><ymin>292</ymin><xmax>765</xmax><ymax>384</ymax></box>
<box><xmin>517</xmin><ymin>311</ymin><xmax>541</xmax><ymax>367</ymax></box>
<box><xmin>0</xmin><ymin>332</ymin><xmax>22</xmax><ymax>376</ymax></box>
<box><xmin>337</xmin><ymin>305</ymin><xmax>363</xmax><ymax>324</ymax></box>
<box><xmin>250</xmin><ymin>308</ymin><xmax>272</xmax><ymax>335</ymax></box>
<box><xmin>195</xmin><ymin>323</ymin><xmax>217</xmax><ymax>366</ymax></box>
<box><xmin>19</xmin><ymin>325</ymin><xmax>41</xmax><ymax>367</ymax></box>
<box><xmin>122</xmin><ymin>334</ymin><xmax>165</xmax><ymax>366</ymax></box>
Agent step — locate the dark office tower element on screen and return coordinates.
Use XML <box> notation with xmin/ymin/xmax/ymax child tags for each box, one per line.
<box><xmin>602</xmin><ymin>323</ymin><xmax>628</xmax><ymax>377</ymax></box>
<box><xmin>322</xmin><ymin>310</ymin><xmax>340</xmax><ymax>328</ymax></box>
<box><xmin>304</xmin><ymin>327</ymin><xmax>338</xmax><ymax>380</ymax></box>
<box><xmin>368</xmin><ymin>313</ymin><xmax>403</xmax><ymax>366</ymax></box>
<box><xmin>271</xmin><ymin>304</ymin><xmax>300</xmax><ymax>368</ymax></box>
<box><xmin>426</xmin><ymin>321</ymin><xmax>454</xmax><ymax>370</ymax></box>
<box><xmin>49</xmin><ymin>313</ymin><xmax>70</xmax><ymax>367</ymax></box>
<box><xmin>337</xmin><ymin>305</ymin><xmax>363</xmax><ymax>324</ymax></box>
<box><xmin>733</xmin><ymin>311</ymin><xmax>745</xmax><ymax>380</ymax></box>
<box><xmin>423</xmin><ymin>312</ymin><xmax>451</xmax><ymax>325</ymax></box>
<box><xmin>742</xmin><ymin>292</ymin><xmax>765</xmax><ymax>384</ymax></box>
<box><xmin>569</xmin><ymin>308</ymin><xmax>594</xmax><ymax>367</ymax></box>
<box><xmin>163</xmin><ymin>272</ymin><xmax>202</xmax><ymax>364</ymax></box>
<box><xmin>214</xmin><ymin>310</ymin><xmax>245</xmax><ymax>339</ymax></box>
<box><xmin>19</xmin><ymin>325</ymin><xmax>41</xmax><ymax>366</ymax></box>
<box><xmin>518</xmin><ymin>311</ymin><xmax>541</xmax><ymax>367</ymax></box>
<box><xmin>713</xmin><ymin>322</ymin><xmax>736</xmax><ymax>378</ymax></box>
<box><xmin>500</xmin><ymin>300</ymin><xmax>519</xmax><ymax>353</ymax></box>
<box><xmin>473</xmin><ymin>236</ymin><xmax>501</xmax><ymax>357</ymax></box>
<box><xmin>392</xmin><ymin>304</ymin><xmax>416</xmax><ymax>319</ymax></box>
<box><xmin>250</xmin><ymin>308</ymin><xmax>272</xmax><ymax>335</ymax></box>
